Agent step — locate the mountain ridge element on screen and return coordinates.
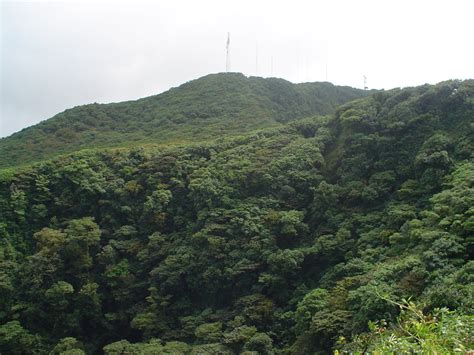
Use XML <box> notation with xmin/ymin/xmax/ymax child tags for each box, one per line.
<box><xmin>0</xmin><ymin>73</ymin><xmax>370</xmax><ymax>168</ymax></box>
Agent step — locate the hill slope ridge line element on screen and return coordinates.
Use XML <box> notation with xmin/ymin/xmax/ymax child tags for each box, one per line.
<box><xmin>0</xmin><ymin>72</ymin><xmax>370</xmax><ymax>168</ymax></box>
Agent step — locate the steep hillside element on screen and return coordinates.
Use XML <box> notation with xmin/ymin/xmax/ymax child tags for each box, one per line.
<box><xmin>0</xmin><ymin>80</ymin><xmax>472</xmax><ymax>353</ymax></box>
<box><xmin>0</xmin><ymin>73</ymin><xmax>369</xmax><ymax>168</ymax></box>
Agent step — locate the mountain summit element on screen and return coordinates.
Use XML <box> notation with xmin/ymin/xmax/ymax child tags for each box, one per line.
<box><xmin>0</xmin><ymin>73</ymin><xmax>369</xmax><ymax>168</ymax></box>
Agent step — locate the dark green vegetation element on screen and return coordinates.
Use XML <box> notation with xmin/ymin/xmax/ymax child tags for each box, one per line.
<box><xmin>0</xmin><ymin>73</ymin><xmax>369</xmax><ymax>168</ymax></box>
<box><xmin>0</xmin><ymin>77</ymin><xmax>473</xmax><ymax>354</ymax></box>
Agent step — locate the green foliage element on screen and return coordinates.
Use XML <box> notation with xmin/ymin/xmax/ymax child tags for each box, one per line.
<box><xmin>0</xmin><ymin>321</ymin><xmax>41</xmax><ymax>353</ymax></box>
<box><xmin>0</xmin><ymin>79</ymin><xmax>472</xmax><ymax>354</ymax></box>
<box><xmin>339</xmin><ymin>299</ymin><xmax>474</xmax><ymax>354</ymax></box>
<box><xmin>243</xmin><ymin>332</ymin><xmax>274</xmax><ymax>354</ymax></box>
<box><xmin>295</xmin><ymin>288</ymin><xmax>329</xmax><ymax>334</ymax></box>
<box><xmin>45</xmin><ymin>281</ymin><xmax>74</xmax><ymax>309</ymax></box>
<box><xmin>0</xmin><ymin>73</ymin><xmax>369</xmax><ymax>168</ymax></box>
<box><xmin>49</xmin><ymin>337</ymin><xmax>85</xmax><ymax>355</ymax></box>
<box><xmin>194</xmin><ymin>322</ymin><xmax>222</xmax><ymax>343</ymax></box>
<box><xmin>223</xmin><ymin>325</ymin><xmax>258</xmax><ymax>348</ymax></box>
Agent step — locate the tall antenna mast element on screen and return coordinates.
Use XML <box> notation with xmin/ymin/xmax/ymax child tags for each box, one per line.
<box><xmin>363</xmin><ymin>75</ymin><xmax>368</xmax><ymax>90</ymax></box>
<box><xmin>271</xmin><ymin>56</ymin><xmax>274</xmax><ymax>77</ymax></box>
<box><xmin>226</xmin><ymin>32</ymin><xmax>231</xmax><ymax>72</ymax></box>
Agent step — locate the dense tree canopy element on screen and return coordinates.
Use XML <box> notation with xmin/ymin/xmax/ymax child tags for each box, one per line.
<box><xmin>0</xmin><ymin>79</ymin><xmax>472</xmax><ymax>353</ymax></box>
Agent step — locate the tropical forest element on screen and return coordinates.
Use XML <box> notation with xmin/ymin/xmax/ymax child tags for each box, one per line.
<box><xmin>0</xmin><ymin>73</ymin><xmax>473</xmax><ymax>354</ymax></box>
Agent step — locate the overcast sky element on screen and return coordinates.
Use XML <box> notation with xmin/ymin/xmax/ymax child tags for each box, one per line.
<box><xmin>1</xmin><ymin>0</ymin><xmax>473</xmax><ymax>138</ymax></box>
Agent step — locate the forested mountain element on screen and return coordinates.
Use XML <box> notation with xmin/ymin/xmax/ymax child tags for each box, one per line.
<box><xmin>0</xmin><ymin>79</ymin><xmax>473</xmax><ymax>354</ymax></box>
<box><xmin>0</xmin><ymin>73</ymin><xmax>369</xmax><ymax>168</ymax></box>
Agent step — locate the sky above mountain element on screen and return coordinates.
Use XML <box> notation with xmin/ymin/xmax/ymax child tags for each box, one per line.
<box><xmin>1</xmin><ymin>0</ymin><xmax>473</xmax><ymax>138</ymax></box>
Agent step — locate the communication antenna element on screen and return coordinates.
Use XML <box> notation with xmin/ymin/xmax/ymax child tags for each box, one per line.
<box><xmin>363</xmin><ymin>75</ymin><xmax>368</xmax><ymax>90</ymax></box>
<box><xmin>271</xmin><ymin>56</ymin><xmax>274</xmax><ymax>77</ymax></box>
<box><xmin>226</xmin><ymin>32</ymin><xmax>231</xmax><ymax>72</ymax></box>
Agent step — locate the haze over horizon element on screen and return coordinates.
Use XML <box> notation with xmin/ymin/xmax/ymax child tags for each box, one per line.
<box><xmin>1</xmin><ymin>0</ymin><xmax>473</xmax><ymax>138</ymax></box>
